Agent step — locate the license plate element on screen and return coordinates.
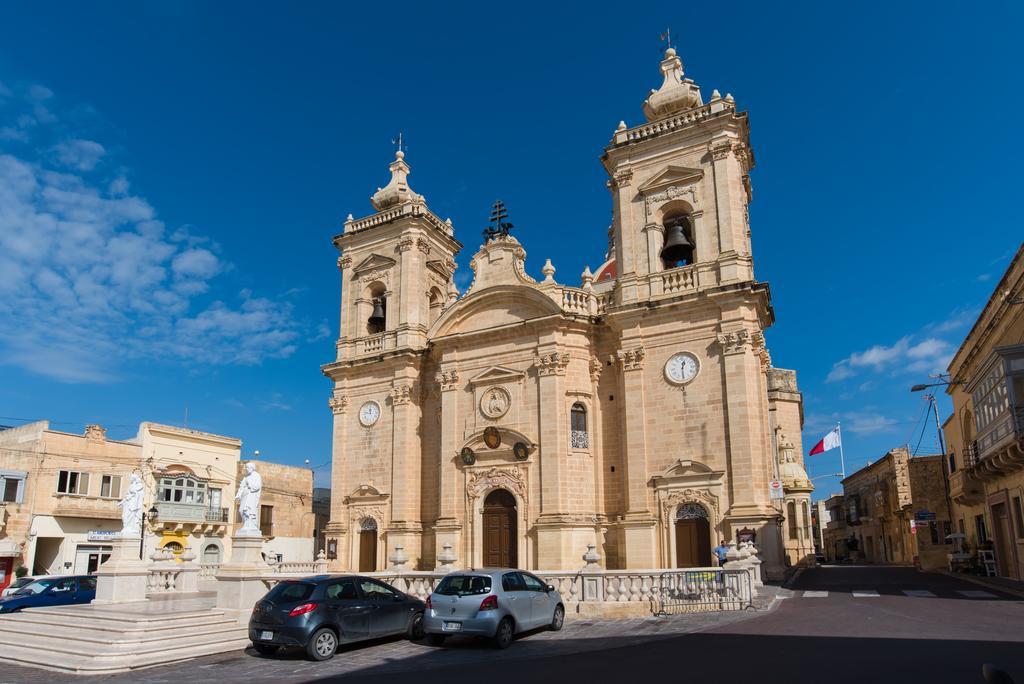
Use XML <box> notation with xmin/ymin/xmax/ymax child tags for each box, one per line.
<box><xmin>259</xmin><ymin>631</ymin><xmax>273</xmax><ymax>640</ymax></box>
<box><xmin>443</xmin><ymin>621</ymin><xmax>461</xmax><ymax>631</ymax></box>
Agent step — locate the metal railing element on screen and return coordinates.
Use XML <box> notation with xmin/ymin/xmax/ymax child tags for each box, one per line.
<box><xmin>206</xmin><ymin>507</ymin><xmax>228</xmax><ymax>522</ymax></box>
<box><xmin>656</xmin><ymin>568</ymin><xmax>753</xmax><ymax>614</ymax></box>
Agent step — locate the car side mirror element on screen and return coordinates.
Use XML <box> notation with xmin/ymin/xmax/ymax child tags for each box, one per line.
<box><xmin>393</xmin><ymin>594</ymin><xmax>405</xmax><ymax>602</ymax></box>
<box><xmin>546</xmin><ymin>585</ymin><xmax>555</xmax><ymax>593</ymax></box>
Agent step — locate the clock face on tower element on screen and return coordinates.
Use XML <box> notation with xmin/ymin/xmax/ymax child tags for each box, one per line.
<box><xmin>665</xmin><ymin>352</ymin><xmax>700</xmax><ymax>385</ymax></box>
<box><xmin>358</xmin><ymin>401</ymin><xmax>381</xmax><ymax>427</ymax></box>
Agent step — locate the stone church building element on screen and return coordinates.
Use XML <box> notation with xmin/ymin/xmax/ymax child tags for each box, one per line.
<box><xmin>322</xmin><ymin>49</ymin><xmax>814</xmax><ymax>580</ymax></box>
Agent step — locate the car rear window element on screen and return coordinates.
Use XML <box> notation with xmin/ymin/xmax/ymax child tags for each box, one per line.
<box><xmin>435</xmin><ymin>575</ymin><xmax>492</xmax><ymax>596</ymax></box>
<box><xmin>266</xmin><ymin>581</ymin><xmax>316</xmax><ymax>602</ymax></box>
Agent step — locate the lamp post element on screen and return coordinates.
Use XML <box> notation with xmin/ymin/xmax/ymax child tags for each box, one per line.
<box><xmin>140</xmin><ymin>505</ymin><xmax>159</xmax><ymax>560</ymax></box>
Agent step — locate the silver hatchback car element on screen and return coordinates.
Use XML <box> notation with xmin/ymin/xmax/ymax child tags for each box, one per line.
<box><xmin>423</xmin><ymin>569</ymin><xmax>564</xmax><ymax>648</ymax></box>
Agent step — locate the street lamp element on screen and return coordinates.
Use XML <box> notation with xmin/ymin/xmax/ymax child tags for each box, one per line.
<box><xmin>140</xmin><ymin>505</ymin><xmax>159</xmax><ymax>560</ymax></box>
<box><xmin>811</xmin><ymin>473</ymin><xmax>844</xmax><ymax>481</ymax></box>
<box><xmin>910</xmin><ymin>373</ymin><xmax>963</xmax><ymax>393</ymax></box>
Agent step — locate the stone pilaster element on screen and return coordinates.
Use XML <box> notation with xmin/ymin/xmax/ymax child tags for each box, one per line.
<box><xmin>615</xmin><ymin>345</ymin><xmax>657</xmax><ymax>568</ymax></box>
<box><xmin>433</xmin><ymin>367</ymin><xmax>462</xmax><ymax>565</ymax></box>
<box><xmin>388</xmin><ymin>376</ymin><xmax>422</xmax><ymax>566</ymax></box>
<box><xmin>326</xmin><ymin>388</ymin><xmax>349</xmax><ymax>570</ymax></box>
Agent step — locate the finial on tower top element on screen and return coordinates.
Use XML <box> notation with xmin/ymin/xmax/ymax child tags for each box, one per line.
<box><xmin>483</xmin><ymin>200</ymin><xmax>514</xmax><ymax>243</ymax></box>
<box><xmin>642</xmin><ymin>39</ymin><xmax>703</xmax><ymax>122</ymax></box>
<box><xmin>370</xmin><ymin>138</ymin><xmax>424</xmax><ymax>211</ymax></box>
<box><xmin>659</xmin><ymin>27</ymin><xmax>675</xmax><ymax>53</ymax></box>
<box><xmin>392</xmin><ymin>132</ymin><xmax>407</xmax><ymax>155</ymax></box>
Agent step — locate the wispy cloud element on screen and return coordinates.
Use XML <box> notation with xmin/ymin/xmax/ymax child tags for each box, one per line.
<box><xmin>805</xmin><ymin>410</ymin><xmax>901</xmax><ymax>437</ymax></box>
<box><xmin>0</xmin><ymin>82</ymin><xmax>301</xmax><ymax>383</ymax></box>
<box><xmin>826</xmin><ymin>333</ymin><xmax>956</xmax><ymax>383</ymax></box>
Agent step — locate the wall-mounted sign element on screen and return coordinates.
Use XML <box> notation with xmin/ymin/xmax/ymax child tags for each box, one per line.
<box><xmin>326</xmin><ymin>538</ymin><xmax>338</xmax><ymax>560</ymax></box>
<box><xmin>87</xmin><ymin>530</ymin><xmax>118</xmax><ymax>542</ymax></box>
<box><xmin>769</xmin><ymin>480</ymin><xmax>784</xmax><ymax>500</ymax></box>
<box><xmin>916</xmin><ymin>509</ymin><xmax>936</xmax><ymax>521</ymax></box>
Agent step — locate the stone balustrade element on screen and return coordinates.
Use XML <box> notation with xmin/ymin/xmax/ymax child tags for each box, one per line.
<box><xmin>199</xmin><ymin>563</ymin><xmax>221</xmax><ymax>580</ymax></box>
<box><xmin>147</xmin><ymin>566</ymin><xmax>183</xmax><ymax>594</ymax></box>
<box><xmin>661</xmin><ymin>264</ymin><xmax>699</xmax><ymax>294</ymax></box>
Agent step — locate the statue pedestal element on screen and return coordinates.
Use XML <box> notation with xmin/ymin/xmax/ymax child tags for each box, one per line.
<box><xmin>94</xmin><ymin>535</ymin><xmax>149</xmax><ymax>604</ymax></box>
<box><xmin>215</xmin><ymin>532</ymin><xmax>268</xmax><ymax>624</ymax></box>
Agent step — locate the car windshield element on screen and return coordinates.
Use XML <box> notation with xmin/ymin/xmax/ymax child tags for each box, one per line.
<box><xmin>15</xmin><ymin>579</ymin><xmax>55</xmax><ymax>595</ymax></box>
<box><xmin>434</xmin><ymin>575</ymin><xmax>492</xmax><ymax>596</ymax></box>
<box><xmin>265</xmin><ymin>581</ymin><xmax>316</xmax><ymax>603</ymax></box>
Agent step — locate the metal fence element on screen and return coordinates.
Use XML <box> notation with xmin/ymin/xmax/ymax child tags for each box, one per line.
<box><xmin>655</xmin><ymin>568</ymin><xmax>753</xmax><ymax>615</ymax></box>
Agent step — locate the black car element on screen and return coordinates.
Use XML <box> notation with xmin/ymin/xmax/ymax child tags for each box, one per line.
<box><xmin>249</xmin><ymin>575</ymin><xmax>425</xmax><ymax>661</ymax></box>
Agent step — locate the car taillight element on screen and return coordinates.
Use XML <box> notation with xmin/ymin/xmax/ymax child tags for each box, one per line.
<box><xmin>425</xmin><ymin>596</ymin><xmax>432</xmax><ymax>610</ymax></box>
<box><xmin>289</xmin><ymin>602</ymin><xmax>318</xmax><ymax>617</ymax></box>
<box><xmin>479</xmin><ymin>595</ymin><xmax>498</xmax><ymax>611</ymax></box>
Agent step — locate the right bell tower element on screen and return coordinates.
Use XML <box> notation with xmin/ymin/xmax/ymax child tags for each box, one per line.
<box><xmin>601</xmin><ymin>47</ymin><xmax>755</xmax><ymax>306</ymax></box>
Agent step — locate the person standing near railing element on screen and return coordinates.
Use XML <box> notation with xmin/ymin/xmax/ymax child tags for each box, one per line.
<box><xmin>713</xmin><ymin>541</ymin><xmax>730</xmax><ymax>567</ymax></box>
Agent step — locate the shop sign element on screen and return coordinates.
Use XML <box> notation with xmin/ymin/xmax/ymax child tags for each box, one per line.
<box><xmin>87</xmin><ymin>530</ymin><xmax>118</xmax><ymax>542</ymax></box>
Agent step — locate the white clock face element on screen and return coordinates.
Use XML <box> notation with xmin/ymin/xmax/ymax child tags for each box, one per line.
<box><xmin>665</xmin><ymin>352</ymin><xmax>700</xmax><ymax>385</ymax></box>
<box><xmin>358</xmin><ymin>401</ymin><xmax>381</xmax><ymax>427</ymax></box>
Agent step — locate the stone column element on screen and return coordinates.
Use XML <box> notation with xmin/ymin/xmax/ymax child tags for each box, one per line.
<box><xmin>388</xmin><ymin>375</ymin><xmax>422</xmax><ymax>566</ymax></box>
<box><xmin>616</xmin><ymin>346</ymin><xmax>657</xmax><ymax>568</ymax></box>
<box><xmin>611</xmin><ymin>168</ymin><xmax>640</xmax><ymax>305</ymax></box>
<box><xmin>326</xmin><ymin>388</ymin><xmax>350</xmax><ymax>571</ymax></box>
<box><xmin>717</xmin><ymin>329</ymin><xmax>784</xmax><ymax>579</ymax></box>
<box><xmin>534</xmin><ymin>349</ymin><xmax>571</xmax><ymax>567</ymax></box>
<box><xmin>94</xmin><ymin>535</ymin><xmax>149</xmax><ymax>605</ymax></box>
<box><xmin>434</xmin><ymin>367</ymin><xmax>462</xmax><ymax>566</ymax></box>
<box><xmin>215</xmin><ymin>532</ymin><xmax>269</xmax><ymax>625</ymax></box>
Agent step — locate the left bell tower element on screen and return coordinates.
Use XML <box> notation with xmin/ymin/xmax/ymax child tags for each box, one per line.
<box><xmin>333</xmin><ymin>150</ymin><xmax>462</xmax><ymax>359</ymax></box>
<box><xmin>323</xmin><ymin>150</ymin><xmax>462</xmax><ymax>572</ymax></box>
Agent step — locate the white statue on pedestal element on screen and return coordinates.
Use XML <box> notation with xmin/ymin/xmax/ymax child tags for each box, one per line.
<box><xmin>235</xmin><ymin>462</ymin><xmax>263</xmax><ymax>536</ymax></box>
<box><xmin>117</xmin><ymin>472</ymin><xmax>145</xmax><ymax>537</ymax></box>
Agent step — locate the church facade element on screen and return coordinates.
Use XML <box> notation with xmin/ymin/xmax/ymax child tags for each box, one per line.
<box><xmin>322</xmin><ymin>49</ymin><xmax>814</xmax><ymax>580</ymax></box>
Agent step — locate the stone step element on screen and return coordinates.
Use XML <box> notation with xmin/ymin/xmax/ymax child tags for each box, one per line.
<box><xmin>17</xmin><ymin>605</ymin><xmax>235</xmax><ymax>629</ymax></box>
<box><xmin>0</xmin><ymin>635</ymin><xmax>252</xmax><ymax>675</ymax></box>
<box><xmin>0</xmin><ymin>624</ymin><xmax>249</xmax><ymax>659</ymax></box>
<box><xmin>0</xmin><ymin>617</ymin><xmax>243</xmax><ymax>646</ymax></box>
<box><xmin>5</xmin><ymin>609</ymin><xmax>237</xmax><ymax>634</ymax></box>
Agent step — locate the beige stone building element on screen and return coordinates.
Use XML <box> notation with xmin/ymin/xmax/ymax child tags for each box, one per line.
<box><xmin>835</xmin><ymin>447</ymin><xmax>952</xmax><ymax>570</ymax></box>
<box><xmin>0</xmin><ymin>420</ymin><xmax>315</xmax><ymax>589</ymax></box>
<box><xmin>322</xmin><ymin>49</ymin><xmax>810</xmax><ymax>579</ymax></box>
<box><xmin>943</xmin><ymin>242</ymin><xmax>1024</xmax><ymax>579</ymax></box>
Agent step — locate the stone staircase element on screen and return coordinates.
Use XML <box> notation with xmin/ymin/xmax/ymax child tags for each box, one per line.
<box><xmin>0</xmin><ymin>600</ymin><xmax>250</xmax><ymax>674</ymax></box>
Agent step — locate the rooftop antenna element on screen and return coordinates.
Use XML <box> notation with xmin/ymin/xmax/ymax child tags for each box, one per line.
<box><xmin>392</xmin><ymin>132</ymin><xmax>407</xmax><ymax>154</ymax></box>
<box><xmin>184</xmin><ymin>405</ymin><xmax>188</xmax><ymax>429</ymax></box>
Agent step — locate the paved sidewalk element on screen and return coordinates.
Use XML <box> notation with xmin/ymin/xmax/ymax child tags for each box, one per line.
<box><xmin>0</xmin><ymin>601</ymin><xmax>776</xmax><ymax>684</ymax></box>
<box><xmin>937</xmin><ymin>570</ymin><xmax>1024</xmax><ymax>599</ymax></box>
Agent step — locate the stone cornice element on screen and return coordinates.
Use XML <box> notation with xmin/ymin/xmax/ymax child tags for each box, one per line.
<box><xmin>535</xmin><ymin>351</ymin><xmax>571</xmax><ymax>376</ymax></box>
<box><xmin>616</xmin><ymin>347</ymin><xmax>646</xmax><ymax>371</ymax></box>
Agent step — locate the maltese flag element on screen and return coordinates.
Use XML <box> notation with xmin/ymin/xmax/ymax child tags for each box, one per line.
<box><xmin>809</xmin><ymin>427</ymin><xmax>841</xmax><ymax>456</ymax></box>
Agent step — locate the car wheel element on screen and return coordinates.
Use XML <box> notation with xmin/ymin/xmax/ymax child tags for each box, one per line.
<box><xmin>427</xmin><ymin>633</ymin><xmax>446</xmax><ymax>647</ymax></box>
<box><xmin>253</xmin><ymin>643</ymin><xmax>280</xmax><ymax>656</ymax></box>
<box><xmin>492</xmin><ymin>617</ymin><xmax>514</xmax><ymax>649</ymax></box>
<box><xmin>306</xmin><ymin>627</ymin><xmax>338</xmax><ymax>661</ymax></box>
<box><xmin>550</xmin><ymin>604</ymin><xmax>565</xmax><ymax>631</ymax></box>
<box><xmin>407</xmin><ymin>612</ymin><xmax>425</xmax><ymax>640</ymax></box>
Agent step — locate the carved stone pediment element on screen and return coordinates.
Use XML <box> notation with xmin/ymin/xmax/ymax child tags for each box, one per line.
<box><xmin>467</xmin><ymin>365</ymin><xmax>526</xmax><ymax>387</ymax></box>
<box><xmin>426</xmin><ymin>259</ymin><xmax>455</xmax><ymax>280</ymax></box>
<box><xmin>351</xmin><ymin>253</ymin><xmax>398</xmax><ymax>275</ymax></box>
<box><xmin>650</xmin><ymin>458</ymin><xmax>725</xmax><ymax>490</ymax></box>
<box><xmin>636</xmin><ymin>165</ymin><xmax>704</xmax><ymax>194</ymax></box>
<box><xmin>344</xmin><ymin>483</ymin><xmax>390</xmax><ymax>505</ymax></box>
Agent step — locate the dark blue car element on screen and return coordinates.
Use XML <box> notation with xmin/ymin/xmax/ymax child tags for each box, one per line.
<box><xmin>0</xmin><ymin>575</ymin><xmax>97</xmax><ymax>613</ymax></box>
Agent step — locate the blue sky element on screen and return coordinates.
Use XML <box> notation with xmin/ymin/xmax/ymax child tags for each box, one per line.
<box><xmin>0</xmin><ymin>2</ymin><xmax>1020</xmax><ymax>495</ymax></box>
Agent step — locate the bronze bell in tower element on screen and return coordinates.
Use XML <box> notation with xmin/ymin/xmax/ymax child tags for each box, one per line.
<box><xmin>660</xmin><ymin>217</ymin><xmax>694</xmax><ymax>266</ymax></box>
<box><xmin>368</xmin><ymin>297</ymin><xmax>386</xmax><ymax>329</ymax></box>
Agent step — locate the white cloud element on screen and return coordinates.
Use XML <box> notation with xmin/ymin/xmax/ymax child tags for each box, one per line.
<box><xmin>826</xmin><ymin>333</ymin><xmax>956</xmax><ymax>383</ymax></box>
<box><xmin>51</xmin><ymin>139</ymin><xmax>106</xmax><ymax>171</ymax></box>
<box><xmin>0</xmin><ymin>84</ymin><xmax>301</xmax><ymax>383</ymax></box>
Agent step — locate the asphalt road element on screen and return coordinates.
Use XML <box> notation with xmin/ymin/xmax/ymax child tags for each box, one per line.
<box><xmin>313</xmin><ymin>566</ymin><xmax>1024</xmax><ymax>684</ymax></box>
<box><xmin>3</xmin><ymin>566</ymin><xmax>1021</xmax><ymax>684</ymax></box>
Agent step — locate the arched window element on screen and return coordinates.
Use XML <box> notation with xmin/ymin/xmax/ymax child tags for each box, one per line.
<box><xmin>203</xmin><ymin>543</ymin><xmax>221</xmax><ymax>564</ymax></box>
<box><xmin>660</xmin><ymin>213</ymin><xmax>695</xmax><ymax>269</ymax></box>
<box><xmin>163</xmin><ymin>541</ymin><xmax>184</xmax><ymax>556</ymax></box>
<box><xmin>787</xmin><ymin>501</ymin><xmax>798</xmax><ymax>540</ymax></box>
<box><xmin>570</xmin><ymin>403</ymin><xmax>588</xmax><ymax>449</ymax></box>
<box><xmin>428</xmin><ymin>287</ymin><xmax>444</xmax><ymax>326</ymax></box>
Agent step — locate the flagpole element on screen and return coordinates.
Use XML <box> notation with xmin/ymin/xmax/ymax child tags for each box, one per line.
<box><xmin>837</xmin><ymin>421</ymin><xmax>846</xmax><ymax>479</ymax></box>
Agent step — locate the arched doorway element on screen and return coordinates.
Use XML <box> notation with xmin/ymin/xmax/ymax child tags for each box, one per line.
<box><xmin>675</xmin><ymin>503</ymin><xmax>711</xmax><ymax>568</ymax></box>
<box><xmin>203</xmin><ymin>543</ymin><xmax>222</xmax><ymax>564</ymax></box>
<box><xmin>358</xmin><ymin>518</ymin><xmax>378</xmax><ymax>572</ymax></box>
<box><xmin>482</xmin><ymin>489</ymin><xmax>517</xmax><ymax>567</ymax></box>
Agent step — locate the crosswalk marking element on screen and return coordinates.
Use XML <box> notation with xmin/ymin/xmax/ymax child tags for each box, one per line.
<box><xmin>902</xmin><ymin>590</ymin><xmax>936</xmax><ymax>597</ymax></box>
<box><xmin>802</xmin><ymin>591</ymin><xmax>828</xmax><ymax>598</ymax></box>
<box><xmin>852</xmin><ymin>590</ymin><xmax>880</xmax><ymax>597</ymax></box>
<box><xmin>957</xmin><ymin>590</ymin><xmax>997</xmax><ymax>598</ymax></box>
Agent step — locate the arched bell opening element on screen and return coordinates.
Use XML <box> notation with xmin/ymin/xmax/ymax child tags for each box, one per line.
<box><xmin>661</xmin><ymin>213</ymin><xmax>695</xmax><ymax>269</ymax></box>
<box><xmin>427</xmin><ymin>286</ymin><xmax>444</xmax><ymax>326</ymax></box>
<box><xmin>365</xmin><ymin>282</ymin><xmax>387</xmax><ymax>335</ymax></box>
